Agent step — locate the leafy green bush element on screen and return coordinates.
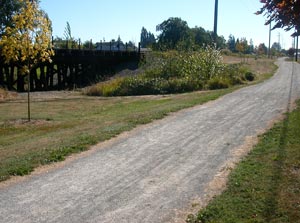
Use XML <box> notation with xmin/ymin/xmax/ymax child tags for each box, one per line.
<box><xmin>120</xmin><ymin>76</ymin><xmax>165</xmax><ymax>95</ymax></box>
<box><xmin>167</xmin><ymin>78</ymin><xmax>203</xmax><ymax>93</ymax></box>
<box><xmin>207</xmin><ymin>78</ymin><xmax>230</xmax><ymax>90</ymax></box>
<box><xmin>244</xmin><ymin>71</ymin><xmax>256</xmax><ymax>81</ymax></box>
<box><xmin>85</xmin><ymin>75</ymin><xmax>204</xmax><ymax>96</ymax></box>
<box><xmin>221</xmin><ymin>64</ymin><xmax>256</xmax><ymax>85</ymax></box>
<box><xmin>222</xmin><ymin>64</ymin><xmax>243</xmax><ymax>85</ymax></box>
<box><xmin>142</xmin><ymin>46</ymin><xmax>224</xmax><ymax>81</ymax></box>
<box><xmin>221</xmin><ymin>48</ymin><xmax>232</xmax><ymax>56</ymax></box>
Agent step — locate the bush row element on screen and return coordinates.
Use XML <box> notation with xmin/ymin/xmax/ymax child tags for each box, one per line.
<box><xmin>86</xmin><ymin>76</ymin><xmax>203</xmax><ymax>96</ymax></box>
<box><xmin>85</xmin><ymin>47</ymin><xmax>256</xmax><ymax>96</ymax></box>
<box><xmin>86</xmin><ymin>67</ymin><xmax>255</xmax><ymax>96</ymax></box>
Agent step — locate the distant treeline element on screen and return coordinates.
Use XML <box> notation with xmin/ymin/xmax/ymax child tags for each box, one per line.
<box><xmin>140</xmin><ymin>17</ymin><xmax>291</xmax><ymax>57</ymax></box>
<box><xmin>140</xmin><ymin>17</ymin><xmax>226</xmax><ymax>50</ymax></box>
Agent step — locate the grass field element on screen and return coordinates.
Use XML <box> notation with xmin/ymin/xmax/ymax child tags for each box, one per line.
<box><xmin>0</xmin><ymin>89</ymin><xmax>238</xmax><ymax>182</ymax></box>
<box><xmin>187</xmin><ymin>99</ymin><xmax>300</xmax><ymax>223</ymax></box>
<box><xmin>0</xmin><ymin>57</ymin><xmax>276</xmax><ymax>182</ymax></box>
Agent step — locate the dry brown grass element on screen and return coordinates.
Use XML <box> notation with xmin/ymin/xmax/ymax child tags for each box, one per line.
<box><xmin>0</xmin><ymin>88</ymin><xmax>9</xmax><ymax>101</ymax></box>
<box><xmin>0</xmin><ymin>88</ymin><xmax>17</xmax><ymax>102</ymax></box>
<box><xmin>223</xmin><ymin>55</ymin><xmax>275</xmax><ymax>75</ymax></box>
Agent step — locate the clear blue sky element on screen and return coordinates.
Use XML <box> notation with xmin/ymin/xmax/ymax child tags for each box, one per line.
<box><xmin>40</xmin><ymin>0</ymin><xmax>295</xmax><ymax>49</ymax></box>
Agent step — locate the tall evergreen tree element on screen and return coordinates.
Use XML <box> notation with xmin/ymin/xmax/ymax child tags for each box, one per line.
<box><xmin>140</xmin><ymin>27</ymin><xmax>155</xmax><ymax>48</ymax></box>
<box><xmin>227</xmin><ymin>34</ymin><xmax>236</xmax><ymax>52</ymax></box>
<box><xmin>249</xmin><ymin>39</ymin><xmax>254</xmax><ymax>54</ymax></box>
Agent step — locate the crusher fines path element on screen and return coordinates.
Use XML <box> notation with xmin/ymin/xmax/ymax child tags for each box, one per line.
<box><xmin>1</xmin><ymin>58</ymin><xmax>300</xmax><ymax>223</ymax></box>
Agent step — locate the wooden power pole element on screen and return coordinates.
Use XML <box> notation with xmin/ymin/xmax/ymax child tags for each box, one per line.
<box><xmin>214</xmin><ymin>0</ymin><xmax>219</xmax><ymax>43</ymax></box>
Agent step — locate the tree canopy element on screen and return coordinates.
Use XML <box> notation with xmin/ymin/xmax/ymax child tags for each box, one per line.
<box><xmin>0</xmin><ymin>0</ymin><xmax>23</xmax><ymax>37</ymax></box>
<box><xmin>154</xmin><ymin>17</ymin><xmax>225</xmax><ymax>51</ymax></box>
<box><xmin>0</xmin><ymin>0</ymin><xmax>53</xmax><ymax>68</ymax></box>
<box><xmin>192</xmin><ymin>27</ymin><xmax>212</xmax><ymax>46</ymax></box>
<box><xmin>156</xmin><ymin>17</ymin><xmax>190</xmax><ymax>50</ymax></box>
<box><xmin>257</xmin><ymin>0</ymin><xmax>300</xmax><ymax>36</ymax></box>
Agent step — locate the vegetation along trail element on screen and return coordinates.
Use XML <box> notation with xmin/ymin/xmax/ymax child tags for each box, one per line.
<box><xmin>0</xmin><ymin>58</ymin><xmax>300</xmax><ymax>223</ymax></box>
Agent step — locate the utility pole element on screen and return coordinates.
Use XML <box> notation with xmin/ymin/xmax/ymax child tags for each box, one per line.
<box><xmin>296</xmin><ymin>35</ymin><xmax>299</xmax><ymax>62</ymax></box>
<box><xmin>213</xmin><ymin>0</ymin><xmax>219</xmax><ymax>43</ymax></box>
<box><xmin>268</xmin><ymin>22</ymin><xmax>272</xmax><ymax>58</ymax></box>
<box><xmin>278</xmin><ymin>32</ymin><xmax>281</xmax><ymax>51</ymax></box>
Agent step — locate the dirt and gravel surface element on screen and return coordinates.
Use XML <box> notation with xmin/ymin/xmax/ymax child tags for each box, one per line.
<box><xmin>1</xmin><ymin>58</ymin><xmax>300</xmax><ymax>223</ymax></box>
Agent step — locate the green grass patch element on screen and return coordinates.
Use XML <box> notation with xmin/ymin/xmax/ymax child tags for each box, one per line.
<box><xmin>187</xmin><ymin>100</ymin><xmax>300</xmax><ymax>223</ymax></box>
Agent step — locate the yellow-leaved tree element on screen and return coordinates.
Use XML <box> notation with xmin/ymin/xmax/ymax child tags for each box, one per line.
<box><xmin>0</xmin><ymin>0</ymin><xmax>54</xmax><ymax>121</ymax></box>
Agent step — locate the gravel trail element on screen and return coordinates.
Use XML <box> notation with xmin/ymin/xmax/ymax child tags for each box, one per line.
<box><xmin>1</xmin><ymin>58</ymin><xmax>300</xmax><ymax>223</ymax></box>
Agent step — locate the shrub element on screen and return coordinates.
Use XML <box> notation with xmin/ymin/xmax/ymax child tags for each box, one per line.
<box><xmin>84</xmin><ymin>75</ymin><xmax>205</xmax><ymax>96</ymax></box>
<box><xmin>174</xmin><ymin>46</ymin><xmax>225</xmax><ymax>81</ymax></box>
<box><xmin>167</xmin><ymin>78</ymin><xmax>203</xmax><ymax>93</ymax></box>
<box><xmin>199</xmin><ymin>45</ymin><xmax>225</xmax><ymax>80</ymax></box>
<box><xmin>142</xmin><ymin>46</ymin><xmax>225</xmax><ymax>82</ymax></box>
<box><xmin>221</xmin><ymin>64</ymin><xmax>256</xmax><ymax>85</ymax></box>
<box><xmin>221</xmin><ymin>48</ymin><xmax>232</xmax><ymax>56</ymax></box>
<box><xmin>119</xmin><ymin>76</ymin><xmax>203</xmax><ymax>96</ymax></box>
<box><xmin>144</xmin><ymin>67</ymin><xmax>163</xmax><ymax>79</ymax></box>
<box><xmin>244</xmin><ymin>71</ymin><xmax>256</xmax><ymax>81</ymax></box>
<box><xmin>207</xmin><ymin>78</ymin><xmax>230</xmax><ymax>90</ymax></box>
<box><xmin>85</xmin><ymin>78</ymin><xmax>123</xmax><ymax>96</ymax></box>
<box><xmin>120</xmin><ymin>76</ymin><xmax>166</xmax><ymax>95</ymax></box>
<box><xmin>161</xmin><ymin>54</ymin><xmax>184</xmax><ymax>79</ymax></box>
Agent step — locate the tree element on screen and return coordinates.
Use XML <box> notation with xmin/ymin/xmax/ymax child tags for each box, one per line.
<box><xmin>191</xmin><ymin>26</ymin><xmax>211</xmax><ymax>47</ymax></box>
<box><xmin>235</xmin><ymin>38</ymin><xmax>249</xmax><ymax>62</ymax></box>
<box><xmin>155</xmin><ymin>17</ymin><xmax>226</xmax><ymax>51</ymax></box>
<box><xmin>82</xmin><ymin>39</ymin><xmax>95</xmax><ymax>49</ymax></box>
<box><xmin>63</xmin><ymin>21</ymin><xmax>79</xmax><ymax>49</ymax></box>
<box><xmin>227</xmin><ymin>34</ymin><xmax>236</xmax><ymax>52</ymax></box>
<box><xmin>249</xmin><ymin>39</ymin><xmax>254</xmax><ymax>54</ymax></box>
<box><xmin>0</xmin><ymin>0</ymin><xmax>54</xmax><ymax>121</ymax></box>
<box><xmin>64</xmin><ymin>21</ymin><xmax>72</xmax><ymax>41</ymax></box>
<box><xmin>287</xmin><ymin>47</ymin><xmax>295</xmax><ymax>57</ymax></box>
<box><xmin>215</xmin><ymin>35</ymin><xmax>226</xmax><ymax>49</ymax></box>
<box><xmin>235</xmin><ymin>38</ymin><xmax>240</xmax><ymax>52</ymax></box>
<box><xmin>235</xmin><ymin>38</ymin><xmax>249</xmax><ymax>55</ymax></box>
<box><xmin>156</xmin><ymin>17</ymin><xmax>190</xmax><ymax>50</ymax></box>
<box><xmin>140</xmin><ymin>27</ymin><xmax>156</xmax><ymax>48</ymax></box>
<box><xmin>257</xmin><ymin>43</ymin><xmax>268</xmax><ymax>55</ymax></box>
<box><xmin>272</xmin><ymin>42</ymin><xmax>281</xmax><ymax>52</ymax></box>
<box><xmin>175</xmin><ymin>29</ymin><xmax>195</xmax><ymax>51</ymax></box>
<box><xmin>117</xmin><ymin>35</ymin><xmax>123</xmax><ymax>50</ymax></box>
<box><xmin>0</xmin><ymin>0</ymin><xmax>23</xmax><ymax>37</ymax></box>
<box><xmin>257</xmin><ymin>0</ymin><xmax>300</xmax><ymax>36</ymax></box>
<box><xmin>240</xmin><ymin>38</ymin><xmax>249</xmax><ymax>53</ymax></box>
